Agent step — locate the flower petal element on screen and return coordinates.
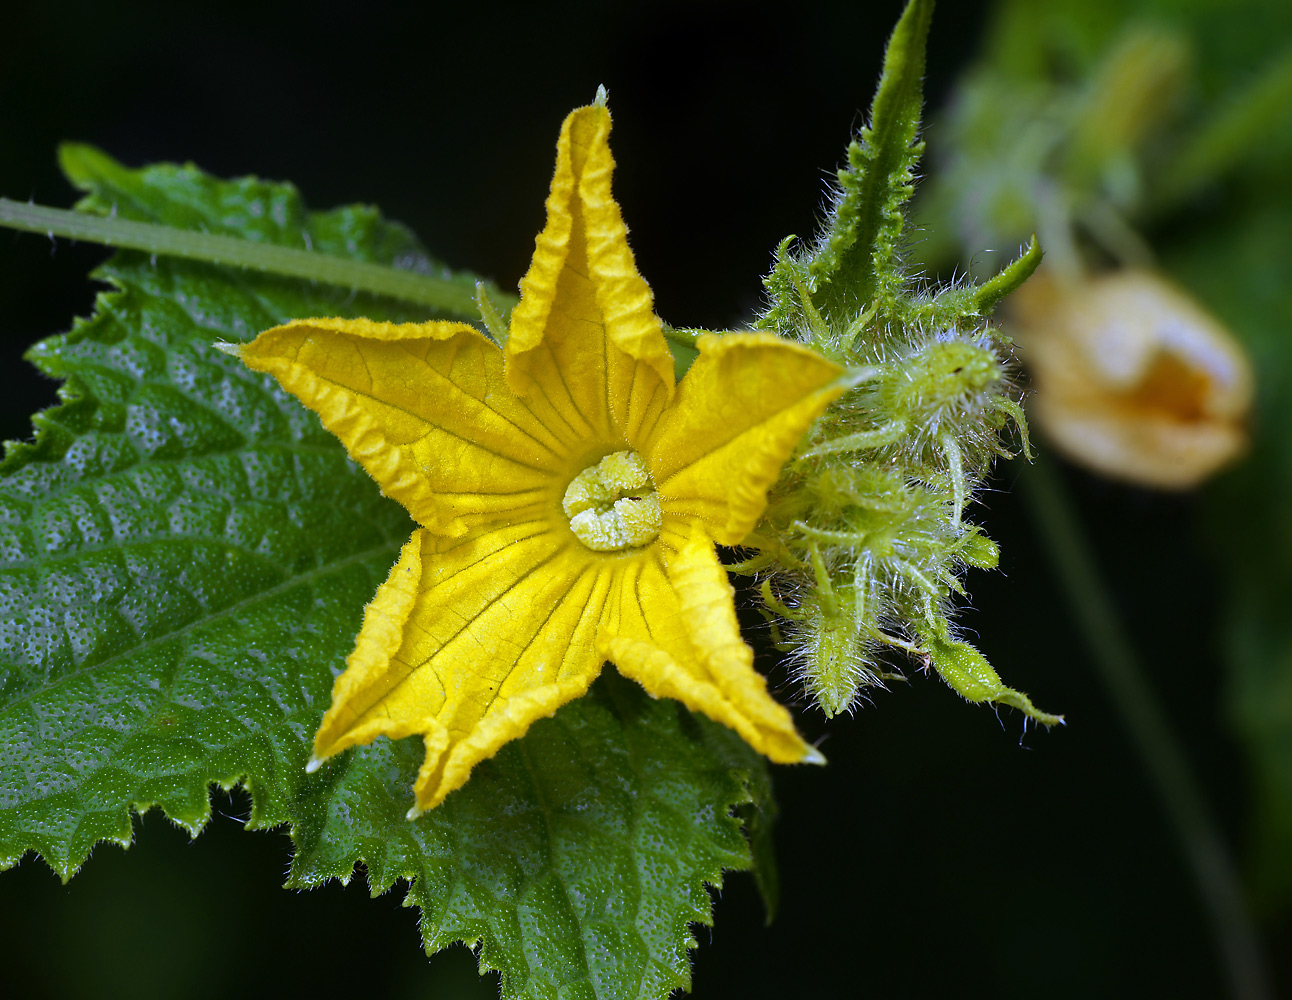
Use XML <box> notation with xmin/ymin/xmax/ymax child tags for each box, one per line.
<box><xmin>236</xmin><ymin>317</ymin><xmax>570</xmax><ymax>537</ymax></box>
<box><xmin>313</xmin><ymin>523</ymin><xmax>618</xmax><ymax>814</ymax></box>
<box><xmin>647</xmin><ymin>332</ymin><xmax>845</xmax><ymax>544</ymax></box>
<box><xmin>506</xmin><ymin>104</ymin><xmax>674</xmax><ymax>446</ymax></box>
<box><xmin>601</xmin><ymin>525</ymin><xmax>816</xmax><ymax>764</ymax></box>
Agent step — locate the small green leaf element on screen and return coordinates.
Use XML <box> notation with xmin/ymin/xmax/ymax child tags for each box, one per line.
<box><xmin>808</xmin><ymin>0</ymin><xmax>932</xmax><ymax>321</ymax></box>
<box><xmin>0</xmin><ymin>152</ymin><xmax>774</xmax><ymax>998</ymax></box>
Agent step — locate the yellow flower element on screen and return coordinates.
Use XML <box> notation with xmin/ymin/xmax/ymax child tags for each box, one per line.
<box><xmin>231</xmin><ymin>101</ymin><xmax>846</xmax><ymax>816</ymax></box>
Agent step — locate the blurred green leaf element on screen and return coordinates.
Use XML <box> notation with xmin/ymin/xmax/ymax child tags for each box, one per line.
<box><xmin>1164</xmin><ymin>178</ymin><xmax>1292</xmax><ymax>908</ymax></box>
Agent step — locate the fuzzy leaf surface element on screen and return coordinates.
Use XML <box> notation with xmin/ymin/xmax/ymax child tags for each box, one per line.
<box><xmin>0</xmin><ymin>151</ymin><xmax>775</xmax><ymax>998</ymax></box>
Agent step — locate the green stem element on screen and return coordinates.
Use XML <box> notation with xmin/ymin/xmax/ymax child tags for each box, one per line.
<box><xmin>0</xmin><ymin>197</ymin><xmax>518</xmax><ymax>318</ymax></box>
<box><xmin>1020</xmin><ymin>453</ymin><xmax>1270</xmax><ymax>1000</ymax></box>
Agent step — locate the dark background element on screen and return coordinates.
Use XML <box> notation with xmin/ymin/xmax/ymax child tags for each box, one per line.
<box><xmin>2</xmin><ymin>1</ymin><xmax>1284</xmax><ymax>997</ymax></box>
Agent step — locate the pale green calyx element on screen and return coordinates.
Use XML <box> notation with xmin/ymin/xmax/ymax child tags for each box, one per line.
<box><xmin>563</xmin><ymin>451</ymin><xmax>662</xmax><ymax>552</ymax></box>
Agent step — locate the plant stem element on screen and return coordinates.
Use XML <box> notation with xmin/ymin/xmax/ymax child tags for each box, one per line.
<box><xmin>1020</xmin><ymin>453</ymin><xmax>1270</xmax><ymax>1000</ymax></box>
<box><xmin>0</xmin><ymin>197</ymin><xmax>517</xmax><ymax>318</ymax></box>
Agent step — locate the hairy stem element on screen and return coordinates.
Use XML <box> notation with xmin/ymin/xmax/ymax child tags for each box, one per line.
<box><xmin>0</xmin><ymin>197</ymin><xmax>517</xmax><ymax>318</ymax></box>
<box><xmin>1020</xmin><ymin>453</ymin><xmax>1269</xmax><ymax>1000</ymax></box>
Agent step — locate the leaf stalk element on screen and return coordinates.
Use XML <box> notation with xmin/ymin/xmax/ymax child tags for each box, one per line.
<box><xmin>0</xmin><ymin>196</ymin><xmax>516</xmax><ymax>318</ymax></box>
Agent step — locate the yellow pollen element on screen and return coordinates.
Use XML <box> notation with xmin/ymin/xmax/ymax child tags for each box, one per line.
<box><xmin>562</xmin><ymin>450</ymin><xmax>662</xmax><ymax>552</ymax></box>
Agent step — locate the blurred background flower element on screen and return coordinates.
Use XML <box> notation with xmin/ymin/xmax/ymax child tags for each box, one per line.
<box><xmin>1007</xmin><ymin>266</ymin><xmax>1252</xmax><ymax>489</ymax></box>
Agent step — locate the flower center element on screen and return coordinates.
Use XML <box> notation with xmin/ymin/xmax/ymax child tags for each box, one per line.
<box><xmin>562</xmin><ymin>450</ymin><xmax>662</xmax><ymax>552</ymax></box>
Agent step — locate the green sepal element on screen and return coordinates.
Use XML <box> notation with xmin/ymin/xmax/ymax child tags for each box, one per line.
<box><xmin>661</xmin><ymin>324</ymin><xmax>702</xmax><ymax>381</ymax></box>
<box><xmin>924</xmin><ymin>633</ymin><xmax>1063</xmax><ymax>728</ymax></box>
<box><xmin>970</xmin><ymin>235</ymin><xmax>1043</xmax><ymax>315</ymax></box>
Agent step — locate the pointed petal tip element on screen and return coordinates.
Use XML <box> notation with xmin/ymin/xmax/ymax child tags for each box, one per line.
<box><xmin>405</xmin><ymin>804</ymin><xmax>425</xmax><ymax>822</ymax></box>
<box><xmin>211</xmin><ymin>340</ymin><xmax>242</xmax><ymax>357</ymax></box>
<box><xmin>304</xmin><ymin>755</ymin><xmax>324</xmax><ymax>774</ymax></box>
<box><xmin>802</xmin><ymin>743</ymin><xmax>827</xmax><ymax>766</ymax></box>
<box><xmin>593</xmin><ymin>83</ymin><xmax>609</xmax><ymax>108</ymax></box>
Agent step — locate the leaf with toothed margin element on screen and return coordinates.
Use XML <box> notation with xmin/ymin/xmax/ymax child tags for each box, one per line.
<box><xmin>291</xmin><ymin>668</ymin><xmax>773</xmax><ymax>999</ymax></box>
<box><xmin>0</xmin><ymin>148</ymin><xmax>778</xmax><ymax>999</ymax></box>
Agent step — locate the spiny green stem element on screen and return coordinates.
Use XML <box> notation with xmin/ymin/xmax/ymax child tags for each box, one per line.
<box><xmin>0</xmin><ymin>197</ymin><xmax>518</xmax><ymax>318</ymax></box>
<box><xmin>1020</xmin><ymin>453</ymin><xmax>1270</xmax><ymax>1000</ymax></box>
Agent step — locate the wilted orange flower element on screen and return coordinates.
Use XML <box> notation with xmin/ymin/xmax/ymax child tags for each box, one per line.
<box><xmin>1008</xmin><ymin>266</ymin><xmax>1252</xmax><ymax>489</ymax></box>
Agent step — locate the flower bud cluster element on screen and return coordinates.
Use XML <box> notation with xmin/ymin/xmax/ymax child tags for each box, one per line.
<box><xmin>732</xmin><ymin>0</ymin><xmax>1058</xmax><ymax>726</ymax></box>
<box><xmin>743</xmin><ymin>271</ymin><xmax>1036</xmax><ymax>718</ymax></box>
<box><xmin>728</xmin><ymin>233</ymin><xmax>1059</xmax><ymax>728</ymax></box>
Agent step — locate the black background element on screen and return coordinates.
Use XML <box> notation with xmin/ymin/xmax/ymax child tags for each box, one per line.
<box><xmin>2</xmin><ymin>1</ymin><xmax>1286</xmax><ymax>997</ymax></box>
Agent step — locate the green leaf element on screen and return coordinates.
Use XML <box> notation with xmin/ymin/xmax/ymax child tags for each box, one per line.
<box><xmin>807</xmin><ymin>0</ymin><xmax>932</xmax><ymax>321</ymax></box>
<box><xmin>0</xmin><ymin>150</ymin><xmax>775</xmax><ymax>997</ymax></box>
<box><xmin>291</xmin><ymin>669</ymin><xmax>769</xmax><ymax>998</ymax></box>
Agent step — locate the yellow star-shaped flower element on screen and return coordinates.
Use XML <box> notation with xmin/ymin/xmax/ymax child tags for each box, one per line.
<box><xmin>232</xmin><ymin>101</ymin><xmax>846</xmax><ymax>817</ymax></box>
